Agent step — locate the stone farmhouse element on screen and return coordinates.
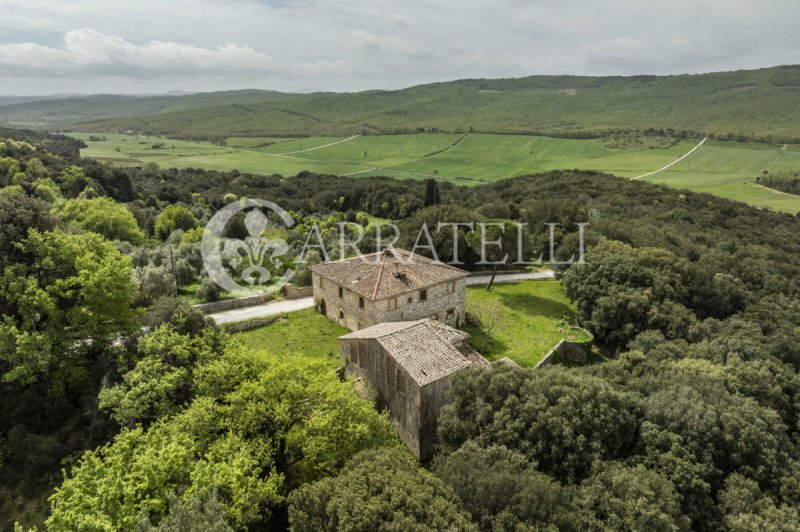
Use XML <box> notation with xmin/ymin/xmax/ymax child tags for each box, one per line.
<box><xmin>309</xmin><ymin>248</ymin><xmax>469</xmax><ymax>331</ymax></box>
<box><xmin>339</xmin><ymin>319</ymin><xmax>489</xmax><ymax>459</ymax></box>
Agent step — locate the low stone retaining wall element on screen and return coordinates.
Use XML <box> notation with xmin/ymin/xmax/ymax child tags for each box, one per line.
<box><xmin>536</xmin><ymin>328</ymin><xmax>593</xmax><ymax>368</ymax></box>
<box><xmin>194</xmin><ymin>293</ymin><xmax>272</xmax><ymax>314</ymax></box>
<box><xmin>468</xmin><ymin>269</ymin><xmax>532</xmax><ymax>277</ymax></box>
<box><xmin>194</xmin><ymin>284</ymin><xmax>312</xmax><ymax>315</ymax></box>
<box><xmin>283</xmin><ymin>285</ymin><xmax>313</xmax><ymax>299</ymax></box>
<box><xmin>223</xmin><ymin>315</ymin><xmax>283</xmax><ymax>333</ymax></box>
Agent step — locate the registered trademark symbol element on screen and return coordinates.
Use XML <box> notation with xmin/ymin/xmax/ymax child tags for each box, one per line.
<box><xmin>589</xmin><ymin>209</ymin><xmax>600</xmax><ymax>220</ymax></box>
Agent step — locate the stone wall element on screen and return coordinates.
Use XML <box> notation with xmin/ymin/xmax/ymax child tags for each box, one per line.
<box><xmin>222</xmin><ymin>315</ymin><xmax>281</xmax><ymax>333</ymax></box>
<box><xmin>193</xmin><ymin>293</ymin><xmax>272</xmax><ymax>314</ymax></box>
<box><xmin>340</xmin><ymin>337</ymin><xmax>423</xmax><ymax>458</ymax></box>
<box><xmin>283</xmin><ymin>284</ymin><xmax>313</xmax><ymax>299</ymax></box>
<box><xmin>536</xmin><ymin>330</ymin><xmax>593</xmax><ymax>368</ymax></box>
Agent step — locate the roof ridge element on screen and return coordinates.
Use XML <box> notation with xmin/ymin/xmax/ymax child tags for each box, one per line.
<box><xmin>372</xmin><ymin>257</ymin><xmax>387</xmax><ymax>299</ymax></box>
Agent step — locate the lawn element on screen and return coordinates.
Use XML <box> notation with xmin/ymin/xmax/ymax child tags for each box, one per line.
<box><xmin>70</xmin><ymin>132</ymin><xmax>800</xmax><ymax>213</ymax></box>
<box><xmin>234</xmin><ymin>308</ymin><xmax>347</xmax><ymax>368</ymax></box>
<box><xmin>462</xmin><ymin>280</ymin><xmax>590</xmax><ymax>367</ymax></box>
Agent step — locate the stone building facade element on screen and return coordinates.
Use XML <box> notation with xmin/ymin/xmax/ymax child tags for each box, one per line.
<box><xmin>339</xmin><ymin>319</ymin><xmax>489</xmax><ymax>459</ymax></box>
<box><xmin>309</xmin><ymin>248</ymin><xmax>468</xmax><ymax>331</ymax></box>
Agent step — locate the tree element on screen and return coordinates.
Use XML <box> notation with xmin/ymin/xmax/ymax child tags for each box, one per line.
<box><xmin>0</xmin><ymin>229</ymin><xmax>136</xmax><ymax>385</ymax></box>
<box><xmin>438</xmin><ymin>364</ymin><xmax>639</xmax><ymax>482</ymax></box>
<box><xmin>468</xmin><ymin>298</ymin><xmax>506</xmax><ymax>354</ymax></box>
<box><xmin>56</xmin><ymin>197</ymin><xmax>145</xmax><ymax>244</ymax></box>
<box><xmin>433</xmin><ymin>442</ymin><xmax>570</xmax><ymax>531</ymax></box>
<box><xmin>48</xmin><ymin>351</ymin><xmax>396</xmax><ymax>530</ymax></box>
<box><xmin>154</xmin><ymin>205</ymin><xmax>198</xmax><ymax>241</ymax></box>
<box><xmin>288</xmin><ymin>449</ymin><xmax>476</xmax><ymax>532</ymax></box>
<box><xmin>98</xmin><ymin>325</ymin><xmax>219</xmax><ymax>427</ymax></box>
<box><xmin>0</xmin><ymin>189</ymin><xmax>54</xmax><ymax>269</ymax></box>
<box><xmin>465</xmin><ymin>219</ymin><xmax>531</xmax><ymax>290</ymax></box>
<box><xmin>719</xmin><ymin>473</ymin><xmax>800</xmax><ymax>531</ymax></box>
<box><xmin>573</xmin><ymin>463</ymin><xmax>690</xmax><ymax>531</ymax></box>
<box><xmin>60</xmin><ymin>165</ymin><xmax>91</xmax><ymax>198</ymax></box>
<box><xmin>423</xmin><ymin>178</ymin><xmax>440</xmax><ymax>207</ymax></box>
<box><xmin>137</xmin><ymin>491</ymin><xmax>234</xmax><ymax>531</ymax></box>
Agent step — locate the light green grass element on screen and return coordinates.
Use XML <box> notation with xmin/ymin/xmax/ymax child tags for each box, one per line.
<box><xmin>70</xmin><ymin>132</ymin><xmax>800</xmax><ymax>213</ymax></box>
<box><xmin>235</xmin><ymin>308</ymin><xmax>347</xmax><ymax>368</ymax></box>
<box><xmin>641</xmin><ymin>140</ymin><xmax>800</xmax><ymax>213</ymax></box>
<box><xmin>462</xmin><ymin>280</ymin><xmax>589</xmax><ymax>367</ymax></box>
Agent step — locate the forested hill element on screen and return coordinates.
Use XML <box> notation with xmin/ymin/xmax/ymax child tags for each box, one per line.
<box><xmin>8</xmin><ymin>65</ymin><xmax>800</xmax><ymax>141</ymax></box>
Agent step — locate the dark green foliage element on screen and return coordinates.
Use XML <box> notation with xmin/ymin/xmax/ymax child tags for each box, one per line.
<box><xmin>136</xmin><ymin>491</ymin><xmax>234</xmax><ymax>532</ymax></box>
<box><xmin>432</xmin><ymin>442</ymin><xmax>570</xmax><ymax>531</ymax></box>
<box><xmin>288</xmin><ymin>449</ymin><xmax>476</xmax><ymax>532</ymax></box>
<box><xmin>0</xmin><ymin>190</ymin><xmax>54</xmax><ymax>269</ymax></box>
<box><xmin>573</xmin><ymin>463</ymin><xmax>690</xmax><ymax>531</ymax></box>
<box><xmin>438</xmin><ymin>364</ymin><xmax>639</xmax><ymax>482</ymax></box>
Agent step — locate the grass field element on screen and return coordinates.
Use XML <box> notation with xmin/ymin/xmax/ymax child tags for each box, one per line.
<box><xmin>70</xmin><ymin>132</ymin><xmax>800</xmax><ymax>214</ymax></box>
<box><xmin>235</xmin><ymin>308</ymin><xmax>348</xmax><ymax>368</ymax></box>
<box><xmin>462</xmin><ymin>280</ymin><xmax>590</xmax><ymax>367</ymax></box>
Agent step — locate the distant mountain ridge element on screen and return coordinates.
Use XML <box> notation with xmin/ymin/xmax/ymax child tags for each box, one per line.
<box><xmin>4</xmin><ymin>65</ymin><xmax>800</xmax><ymax>141</ymax></box>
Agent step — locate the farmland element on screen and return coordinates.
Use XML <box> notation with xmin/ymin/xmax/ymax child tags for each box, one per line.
<box><xmin>71</xmin><ymin>131</ymin><xmax>800</xmax><ymax>213</ymax></box>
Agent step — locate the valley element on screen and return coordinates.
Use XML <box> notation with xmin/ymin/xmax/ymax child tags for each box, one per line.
<box><xmin>71</xmin><ymin>131</ymin><xmax>800</xmax><ymax>213</ymax></box>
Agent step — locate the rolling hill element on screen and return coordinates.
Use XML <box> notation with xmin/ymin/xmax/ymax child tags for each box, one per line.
<box><xmin>14</xmin><ymin>65</ymin><xmax>800</xmax><ymax>141</ymax></box>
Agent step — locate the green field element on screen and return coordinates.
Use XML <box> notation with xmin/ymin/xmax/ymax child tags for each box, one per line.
<box><xmin>463</xmin><ymin>280</ymin><xmax>590</xmax><ymax>367</ymax></box>
<box><xmin>235</xmin><ymin>308</ymin><xmax>348</xmax><ymax>368</ymax></box>
<box><xmin>71</xmin><ymin>131</ymin><xmax>800</xmax><ymax>213</ymax></box>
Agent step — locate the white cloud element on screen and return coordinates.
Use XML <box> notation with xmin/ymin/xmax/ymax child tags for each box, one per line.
<box><xmin>0</xmin><ymin>0</ymin><xmax>799</xmax><ymax>94</ymax></box>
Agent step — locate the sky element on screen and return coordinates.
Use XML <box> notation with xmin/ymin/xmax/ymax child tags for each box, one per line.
<box><xmin>0</xmin><ymin>0</ymin><xmax>799</xmax><ymax>95</ymax></box>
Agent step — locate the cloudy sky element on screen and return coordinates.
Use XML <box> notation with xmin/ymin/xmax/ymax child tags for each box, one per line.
<box><xmin>0</xmin><ymin>0</ymin><xmax>798</xmax><ymax>95</ymax></box>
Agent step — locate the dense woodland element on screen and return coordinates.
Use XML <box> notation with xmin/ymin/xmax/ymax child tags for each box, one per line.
<box><xmin>2</xmin><ymin>129</ymin><xmax>800</xmax><ymax>530</ymax></box>
<box><xmin>4</xmin><ymin>66</ymin><xmax>800</xmax><ymax>143</ymax></box>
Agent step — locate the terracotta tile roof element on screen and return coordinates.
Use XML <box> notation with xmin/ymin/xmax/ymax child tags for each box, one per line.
<box><xmin>309</xmin><ymin>248</ymin><xmax>469</xmax><ymax>301</ymax></box>
<box><xmin>341</xmin><ymin>319</ymin><xmax>490</xmax><ymax>386</ymax></box>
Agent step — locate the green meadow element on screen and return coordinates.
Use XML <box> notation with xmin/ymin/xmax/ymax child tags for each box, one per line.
<box><xmin>462</xmin><ymin>280</ymin><xmax>590</xmax><ymax>367</ymax></box>
<box><xmin>70</xmin><ymin>132</ymin><xmax>800</xmax><ymax>214</ymax></box>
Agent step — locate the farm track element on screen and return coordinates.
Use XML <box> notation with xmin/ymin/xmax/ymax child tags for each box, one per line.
<box><xmin>632</xmin><ymin>137</ymin><xmax>708</xmax><ymax>179</ymax></box>
<box><xmin>277</xmin><ymin>134</ymin><xmax>360</xmax><ymax>155</ymax></box>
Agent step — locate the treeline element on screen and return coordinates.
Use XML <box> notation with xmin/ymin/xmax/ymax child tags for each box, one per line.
<box><xmin>757</xmin><ymin>170</ymin><xmax>800</xmax><ymax>195</ymax></box>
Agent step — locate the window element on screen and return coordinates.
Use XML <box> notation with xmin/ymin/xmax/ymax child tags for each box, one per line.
<box><xmin>339</xmin><ymin>310</ymin><xmax>345</xmax><ymax>320</ymax></box>
<box><xmin>396</xmin><ymin>369</ymin><xmax>407</xmax><ymax>396</ymax></box>
<box><xmin>407</xmin><ymin>297</ymin><xmax>412</xmax><ymax>304</ymax></box>
<box><xmin>448</xmin><ymin>281</ymin><xmax>455</xmax><ymax>293</ymax></box>
<box><xmin>386</xmin><ymin>357</ymin><xmax>406</xmax><ymax>395</ymax></box>
<box><xmin>388</xmin><ymin>297</ymin><xmax>397</xmax><ymax>310</ymax></box>
<box><xmin>350</xmin><ymin>343</ymin><xmax>359</xmax><ymax>366</ymax></box>
<box><xmin>359</xmin><ymin>296</ymin><xmax>365</xmax><ymax>309</ymax></box>
<box><xmin>386</xmin><ymin>357</ymin><xmax>396</xmax><ymax>388</ymax></box>
<box><xmin>446</xmin><ymin>307</ymin><xmax>456</xmax><ymax>321</ymax></box>
<box><xmin>431</xmin><ymin>313</ymin><xmax>439</xmax><ymax>321</ymax></box>
<box><xmin>357</xmin><ymin>322</ymin><xmax>364</xmax><ymax>330</ymax></box>
<box><xmin>357</xmin><ymin>341</ymin><xmax>367</xmax><ymax>368</ymax></box>
<box><xmin>420</xmin><ymin>289</ymin><xmax>427</xmax><ymax>301</ymax></box>
<box><xmin>338</xmin><ymin>286</ymin><xmax>343</xmax><ymax>298</ymax></box>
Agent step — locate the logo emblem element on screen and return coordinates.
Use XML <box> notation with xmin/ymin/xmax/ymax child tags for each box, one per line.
<box><xmin>201</xmin><ymin>199</ymin><xmax>295</xmax><ymax>295</ymax></box>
